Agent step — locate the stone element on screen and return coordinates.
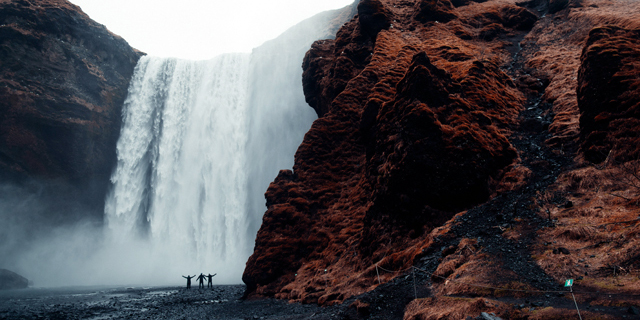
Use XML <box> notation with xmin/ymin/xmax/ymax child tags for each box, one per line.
<box><xmin>480</xmin><ymin>312</ymin><xmax>503</xmax><ymax>320</ymax></box>
<box><xmin>0</xmin><ymin>269</ymin><xmax>28</xmax><ymax>290</ymax></box>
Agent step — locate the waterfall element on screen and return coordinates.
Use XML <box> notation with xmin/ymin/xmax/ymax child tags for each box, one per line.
<box><xmin>103</xmin><ymin>5</ymin><xmax>355</xmax><ymax>285</ymax></box>
<box><xmin>105</xmin><ymin>54</ymin><xmax>253</xmax><ymax>281</ymax></box>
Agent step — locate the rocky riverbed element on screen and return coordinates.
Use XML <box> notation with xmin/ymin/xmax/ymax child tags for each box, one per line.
<box><xmin>0</xmin><ymin>285</ymin><xmax>344</xmax><ymax>320</ymax></box>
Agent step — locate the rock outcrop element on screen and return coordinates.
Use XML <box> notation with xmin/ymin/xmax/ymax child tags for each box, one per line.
<box><xmin>0</xmin><ymin>269</ymin><xmax>28</xmax><ymax>290</ymax></box>
<box><xmin>0</xmin><ymin>0</ymin><xmax>141</xmax><ymax>197</ymax></box>
<box><xmin>245</xmin><ymin>0</ymin><xmax>640</xmax><ymax>318</ymax></box>
<box><xmin>245</xmin><ymin>0</ymin><xmax>531</xmax><ymax>304</ymax></box>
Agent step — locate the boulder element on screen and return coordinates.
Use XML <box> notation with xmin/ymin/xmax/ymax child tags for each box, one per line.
<box><xmin>0</xmin><ymin>269</ymin><xmax>28</xmax><ymax>290</ymax></box>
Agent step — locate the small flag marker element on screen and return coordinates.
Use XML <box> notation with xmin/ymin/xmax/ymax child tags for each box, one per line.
<box><xmin>564</xmin><ymin>279</ymin><xmax>574</xmax><ymax>287</ymax></box>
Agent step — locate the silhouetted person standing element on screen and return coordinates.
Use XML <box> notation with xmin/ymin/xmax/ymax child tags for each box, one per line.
<box><xmin>182</xmin><ymin>275</ymin><xmax>195</xmax><ymax>289</ymax></box>
<box><xmin>197</xmin><ymin>273</ymin><xmax>206</xmax><ymax>289</ymax></box>
<box><xmin>206</xmin><ymin>273</ymin><xmax>217</xmax><ymax>288</ymax></box>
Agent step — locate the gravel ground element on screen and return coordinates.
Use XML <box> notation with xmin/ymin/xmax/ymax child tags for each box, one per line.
<box><xmin>0</xmin><ymin>285</ymin><xmax>343</xmax><ymax>320</ymax></box>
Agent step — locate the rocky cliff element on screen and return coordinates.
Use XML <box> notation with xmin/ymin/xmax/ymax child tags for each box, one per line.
<box><xmin>0</xmin><ymin>0</ymin><xmax>141</xmax><ymax>204</ymax></box>
<box><xmin>244</xmin><ymin>0</ymin><xmax>640</xmax><ymax>318</ymax></box>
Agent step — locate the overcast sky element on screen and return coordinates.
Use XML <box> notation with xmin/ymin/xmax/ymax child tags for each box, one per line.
<box><xmin>67</xmin><ymin>0</ymin><xmax>355</xmax><ymax>60</ymax></box>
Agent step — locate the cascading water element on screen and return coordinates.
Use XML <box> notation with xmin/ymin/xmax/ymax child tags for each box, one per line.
<box><xmin>103</xmin><ymin>6</ymin><xmax>355</xmax><ymax>284</ymax></box>
<box><xmin>105</xmin><ymin>54</ymin><xmax>253</xmax><ymax>281</ymax></box>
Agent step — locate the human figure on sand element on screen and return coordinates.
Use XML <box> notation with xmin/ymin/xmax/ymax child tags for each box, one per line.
<box><xmin>182</xmin><ymin>275</ymin><xmax>195</xmax><ymax>289</ymax></box>
<box><xmin>207</xmin><ymin>273</ymin><xmax>217</xmax><ymax>288</ymax></box>
<box><xmin>197</xmin><ymin>273</ymin><xmax>206</xmax><ymax>289</ymax></box>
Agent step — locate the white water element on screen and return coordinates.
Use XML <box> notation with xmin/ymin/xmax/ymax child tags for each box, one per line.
<box><xmin>101</xmin><ymin>7</ymin><xmax>355</xmax><ymax>285</ymax></box>
<box><xmin>105</xmin><ymin>54</ymin><xmax>253</xmax><ymax>282</ymax></box>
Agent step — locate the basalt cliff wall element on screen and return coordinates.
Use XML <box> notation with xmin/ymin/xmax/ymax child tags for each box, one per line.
<box><xmin>244</xmin><ymin>0</ymin><xmax>640</xmax><ymax>318</ymax></box>
<box><xmin>0</xmin><ymin>0</ymin><xmax>141</xmax><ymax>214</ymax></box>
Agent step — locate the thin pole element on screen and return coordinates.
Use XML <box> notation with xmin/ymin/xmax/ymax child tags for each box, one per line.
<box><xmin>570</xmin><ymin>286</ymin><xmax>583</xmax><ymax>320</ymax></box>
<box><xmin>412</xmin><ymin>267</ymin><xmax>417</xmax><ymax>299</ymax></box>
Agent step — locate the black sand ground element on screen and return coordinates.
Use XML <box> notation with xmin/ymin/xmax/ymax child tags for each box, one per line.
<box><xmin>0</xmin><ymin>285</ymin><xmax>343</xmax><ymax>320</ymax></box>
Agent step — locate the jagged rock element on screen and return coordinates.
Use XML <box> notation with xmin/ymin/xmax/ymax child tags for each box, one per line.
<box><xmin>0</xmin><ymin>269</ymin><xmax>28</xmax><ymax>290</ymax></box>
<box><xmin>246</xmin><ymin>0</ymin><xmax>640</xmax><ymax>316</ymax></box>
<box><xmin>246</xmin><ymin>0</ymin><xmax>527</xmax><ymax>305</ymax></box>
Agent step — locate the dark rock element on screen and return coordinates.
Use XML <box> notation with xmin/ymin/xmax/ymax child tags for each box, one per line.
<box><xmin>578</xmin><ymin>26</ymin><xmax>640</xmax><ymax>163</ymax></box>
<box><xmin>358</xmin><ymin>0</ymin><xmax>393</xmax><ymax>38</ymax></box>
<box><xmin>415</xmin><ymin>0</ymin><xmax>459</xmax><ymax>23</ymax></box>
<box><xmin>629</xmin><ymin>306</ymin><xmax>640</xmax><ymax>315</ymax></box>
<box><xmin>500</xmin><ymin>5</ymin><xmax>538</xmax><ymax>31</ymax></box>
<box><xmin>0</xmin><ymin>269</ymin><xmax>28</xmax><ymax>290</ymax></box>
<box><xmin>549</xmin><ymin>0</ymin><xmax>569</xmax><ymax>13</ymax></box>
<box><xmin>479</xmin><ymin>23</ymin><xmax>507</xmax><ymax>41</ymax></box>
<box><xmin>558</xmin><ymin>247</ymin><xmax>570</xmax><ymax>255</ymax></box>
<box><xmin>451</xmin><ymin>0</ymin><xmax>488</xmax><ymax>7</ymax></box>
<box><xmin>0</xmin><ymin>0</ymin><xmax>142</xmax><ymax>210</ymax></box>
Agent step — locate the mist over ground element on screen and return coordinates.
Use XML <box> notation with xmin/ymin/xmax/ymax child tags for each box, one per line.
<box><xmin>0</xmin><ymin>180</ymin><xmax>242</xmax><ymax>287</ymax></box>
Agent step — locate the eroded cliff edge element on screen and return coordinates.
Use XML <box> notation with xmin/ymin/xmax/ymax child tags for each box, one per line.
<box><xmin>244</xmin><ymin>0</ymin><xmax>640</xmax><ymax>318</ymax></box>
<box><xmin>0</xmin><ymin>0</ymin><xmax>142</xmax><ymax>216</ymax></box>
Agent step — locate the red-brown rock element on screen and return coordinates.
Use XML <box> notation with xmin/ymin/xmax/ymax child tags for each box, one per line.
<box><xmin>244</xmin><ymin>0</ymin><xmax>532</xmax><ymax>305</ymax></box>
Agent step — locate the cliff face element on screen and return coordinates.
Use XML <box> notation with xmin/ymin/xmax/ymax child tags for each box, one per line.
<box><xmin>0</xmin><ymin>0</ymin><xmax>141</xmax><ymax>190</ymax></box>
<box><xmin>245</xmin><ymin>0</ymin><xmax>640</xmax><ymax>317</ymax></box>
<box><xmin>245</xmin><ymin>0</ymin><xmax>532</xmax><ymax>303</ymax></box>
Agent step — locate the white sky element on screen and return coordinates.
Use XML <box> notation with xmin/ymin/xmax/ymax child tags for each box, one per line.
<box><xmin>68</xmin><ymin>0</ymin><xmax>355</xmax><ymax>60</ymax></box>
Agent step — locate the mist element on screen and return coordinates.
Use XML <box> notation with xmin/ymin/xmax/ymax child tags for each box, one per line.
<box><xmin>0</xmin><ymin>179</ymin><xmax>242</xmax><ymax>287</ymax></box>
